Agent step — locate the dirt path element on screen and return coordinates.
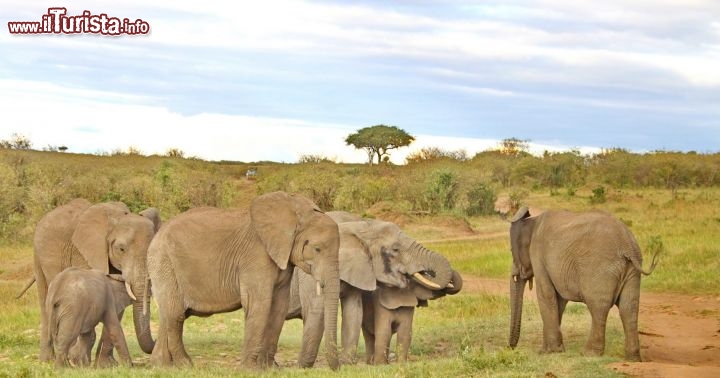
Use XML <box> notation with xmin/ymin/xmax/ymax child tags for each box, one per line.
<box><xmin>462</xmin><ymin>276</ymin><xmax>720</xmax><ymax>377</ymax></box>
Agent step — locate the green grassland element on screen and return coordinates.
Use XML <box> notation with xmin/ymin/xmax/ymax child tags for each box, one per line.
<box><xmin>1</xmin><ymin>148</ymin><xmax>719</xmax><ymax>377</ymax></box>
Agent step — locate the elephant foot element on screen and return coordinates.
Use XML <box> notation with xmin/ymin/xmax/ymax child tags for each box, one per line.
<box><xmin>95</xmin><ymin>354</ymin><xmax>119</xmax><ymax>368</ymax></box>
<box><xmin>625</xmin><ymin>351</ymin><xmax>641</xmax><ymax>362</ymax></box>
<box><xmin>339</xmin><ymin>353</ymin><xmax>357</xmax><ymax>366</ymax></box>
<box><xmin>581</xmin><ymin>346</ymin><xmax>604</xmax><ymax>357</ymax></box>
<box><xmin>70</xmin><ymin>355</ymin><xmax>90</xmax><ymax>367</ymax></box>
<box><xmin>39</xmin><ymin>352</ymin><xmax>54</xmax><ymax>363</ymax></box>
<box><xmin>539</xmin><ymin>344</ymin><xmax>565</xmax><ymax>354</ymax></box>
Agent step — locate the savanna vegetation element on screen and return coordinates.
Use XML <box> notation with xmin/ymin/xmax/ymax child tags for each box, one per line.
<box><xmin>1</xmin><ymin>142</ymin><xmax>719</xmax><ymax>377</ymax></box>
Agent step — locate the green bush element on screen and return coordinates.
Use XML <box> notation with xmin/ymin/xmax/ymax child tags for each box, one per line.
<box><xmin>424</xmin><ymin>170</ymin><xmax>459</xmax><ymax>214</ymax></box>
<box><xmin>591</xmin><ymin>185</ymin><xmax>607</xmax><ymax>204</ymax></box>
<box><xmin>464</xmin><ymin>182</ymin><xmax>497</xmax><ymax>216</ymax></box>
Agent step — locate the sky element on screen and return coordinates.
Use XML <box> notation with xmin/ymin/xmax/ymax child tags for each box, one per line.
<box><xmin>1</xmin><ymin>1</ymin><xmax>718</xmax><ymax>164</ymax></box>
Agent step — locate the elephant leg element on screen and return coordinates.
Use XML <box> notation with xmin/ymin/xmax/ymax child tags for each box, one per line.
<box><xmin>103</xmin><ymin>313</ymin><xmax>133</xmax><ymax>367</ymax></box>
<box><xmin>151</xmin><ymin>299</ymin><xmax>191</xmax><ymax>367</ymax></box>
<box><xmin>557</xmin><ymin>296</ymin><xmax>568</xmax><ymax>326</ymax></box>
<box><xmin>94</xmin><ymin>326</ymin><xmax>118</xmax><ymax>368</ymax></box>
<box><xmin>95</xmin><ymin>308</ymin><xmax>124</xmax><ymax>367</ymax></box>
<box><xmin>361</xmin><ymin>292</ymin><xmax>375</xmax><ymax>364</ymax></box>
<box><xmin>260</xmin><ymin>283</ymin><xmax>291</xmax><ymax>368</ymax></box>
<box><xmin>617</xmin><ymin>281</ymin><xmax>642</xmax><ymax>361</ymax></box>
<box><xmin>298</xmin><ymin>293</ymin><xmax>323</xmax><ymax>368</ymax></box>
<box><xmin>150</xmin><ymin>260</ymin><xmax>191</xmax><ymax>368</ymax></box>
<box><xmin>70</xmin><ymin>331</ymin><xmax>94</xmax><ymax>367</ymax></box>
<box><xmin>361</xmin><ymin>326</ymin><xmax>375</xmax><ymax>365</ymax></box>
<box><xmin>372</xmin><ymin>302</ymin><xmax>393</xmax><ymax>364</ymax></box>
<box><xmin>240</xmin><ymin>290</ymin><xmax>274</xmax><ymax>369</ymax></box>
<box><xmin>340</xmin><ymin>288</ymin><xmax>363</xmax><ymax>364</ymax></box>
<box><xmin>584</xmin><ymin>299</ymin><xmax>612</xmax><ymax>357</ymax></box>
<box><xmin>53</xmin><ymin>323</ymin><xmax>79</xmax><ymax>368</ymax></box>
<box><xmin>396</xmin><ymin>307</ymin><xmax>414</xmax><ymax>364</ymax></box>
<box><xmin>36</xmin><ymin>269</ymin><xmax>54</xmax><ymax>362</ymax></box>
<box><xmin>534</xmin><ymin>273</ymin><xmax>564</xmax><ymax>353</ymax></box>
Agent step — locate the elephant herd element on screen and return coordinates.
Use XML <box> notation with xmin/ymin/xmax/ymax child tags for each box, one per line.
<box><xmin>17</xmin><ymin>192</ymin><xmax>659</xmax><ymax>370</ymax></box>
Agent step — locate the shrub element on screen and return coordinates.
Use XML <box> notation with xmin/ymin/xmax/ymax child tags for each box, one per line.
<box><xmin>590</xmin><ymin>185</ymin><xmax>607</xmax><ymax>204</ymax></box>
<box><xmin>465</xmin><ymin>182</ymin><xmax>497</xmax><ymax>216</ymax></box>
<box><xmin>507</xmin><ymin>188</ymin><xmax>529</xmax><ymax>214</ymax></box>
<box><xmin>424</xmin><ymin>170</ymin><xmax>459</xmax><ymax>214</ymax></box>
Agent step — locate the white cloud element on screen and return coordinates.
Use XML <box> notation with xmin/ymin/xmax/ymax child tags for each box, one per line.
<box><xmin>3</xmin><ymin>79</ymin><xmax>600</xmax><ymax>164</ymax></box>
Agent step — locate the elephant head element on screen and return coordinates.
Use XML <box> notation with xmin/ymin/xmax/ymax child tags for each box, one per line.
<box><xmin>70</xmin><ymin>202</ymin><xmax>158</xmax><ymax>354</ymax></box>
<box><xmin>508</xmin><ymin>206</ymin><xmax>534</xmax><ymax>349</ymax></box>
<box><xmin>250</xmin><ymin>192</ymin><xmax>341</xmax><ymax>369</ymax></box>
<box><xmin>375</xmin><ymin>269</ymin><xmax>464</xmax><ymax>310</ymax></box>
<box><xmin>336</xmin><ymin>218</ymin><xmax>456</xmax><ymax>296</ymax></box>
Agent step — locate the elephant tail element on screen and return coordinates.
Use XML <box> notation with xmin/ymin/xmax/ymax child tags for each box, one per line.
<box><xmin>628</xmin><ymin>236</ymin><xmax>662</xmax><ymax>276</ymax></box>
<box><xmin>15</xmin><ymin>276</ymin><xmax>36</xmax><ymax>299</ymax></box>
<box><xmin>47</xmin><ymin>298</ymin><xmax>59</xmax><ymax>345</ymax></box>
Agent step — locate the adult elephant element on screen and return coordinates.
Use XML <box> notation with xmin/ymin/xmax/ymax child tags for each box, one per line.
<box><xmin>29</xmin><ymin>198</ymin><xmax>159</xmax><ymax>363</ymax></box>
<box><xmin>286</xmin><ymin>212</ymin><xmax>460</xmax><ymax>367</ymax></box>
<box><xmin>508</xmin><ymin>207</ymin><xmax>660</xmax><ymax>361</ymax></box>
<box><xmin>147</xmin><ymin>191</ymin><xmax>341</xmax><ymax>370</ymax></box>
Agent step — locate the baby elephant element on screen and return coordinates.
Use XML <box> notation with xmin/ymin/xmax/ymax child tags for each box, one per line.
<box><xmin>46</xmin><ymin>267</ymin><xmax>134</xmax><ymax>368</ymax></box>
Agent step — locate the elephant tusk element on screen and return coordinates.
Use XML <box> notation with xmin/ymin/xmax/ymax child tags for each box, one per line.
<box><xmin>316</xmin><ymin>281</ymin><xmax>322</xmax><ymax>296</ymax></box>
<box><xmin>125</xmin><ymin>281</ymin><xmax>137</xmax><ymax>301</ymax></box>
<box><xmin>412</xmin><ymin>272</ymin><xmax>442</xmax><ymax>290</ymax></box>
<box><xmin>513</xmin><ymin>275</ymin><xmax>518</xmax><ymax>282</ymax></box>
<box><xmin>446</xmin><ymin>282</ymin><xmax>455</xmax><ymax>289</ymax></box>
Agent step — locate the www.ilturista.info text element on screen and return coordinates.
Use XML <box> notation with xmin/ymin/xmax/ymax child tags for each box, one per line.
<box><xmin>7</xmin><ymin>8</ymin><xmax>150</xmax><ymax>36</ymax></box>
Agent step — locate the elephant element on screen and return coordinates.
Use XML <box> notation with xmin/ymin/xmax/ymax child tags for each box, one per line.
<box><xmin>46</xmin><ymin>267</ymin><xmax>133</xmax><ymax>368</ymax></box>
<box><xmin>26</xmin><ymin>198</ymin><xmax>159</xmax><ymax>364</ymax></box>
<box><xmin>508</xmin><ymin>206</ymin><xmax>660</xmax><ymax>361</ymax></box>
<box><xmin>361</xmin><ymin>270</ymin><xmax>462</xmax><ymax>364</ymax></box>
<box><xmin>146</xmin><ymin>191</ymin><xmax>341</xmax><ymax>370</ymax></box>
<box><xmin>286</xmin><ymin>211</ymin><xmax>461</xmax><ymax>367</ymax></box>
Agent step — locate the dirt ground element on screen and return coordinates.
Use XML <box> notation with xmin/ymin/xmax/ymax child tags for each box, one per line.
<box><xmin>463</xmin><ymin>276</ymin><xmax>720</xmax><ymax>377</ymax></box>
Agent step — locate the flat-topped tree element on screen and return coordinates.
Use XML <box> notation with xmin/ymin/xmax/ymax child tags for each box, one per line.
<box><xmin>345</xmin><ymin>125</ymin><xmax>415</xmax><ymax>165</ymax></box>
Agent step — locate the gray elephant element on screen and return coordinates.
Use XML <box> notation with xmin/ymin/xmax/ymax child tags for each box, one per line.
<box><xmin>23</xmin><ymin>199</ymin><xmax>159</xmax><ymax>363</ymax></box>
<box><xmin>286</xmin><ymin>211</ymin><xmax>461</xmax><ymax>367</ymax></box>
<box><xmin>361</xmin><ymin>271</ymin><xmax>462</xmax><ymax>364</ymax></box>
<box><xmin>147</xmin><ymin>191</ymin><xmax>341</xmax><ymax>370</ymax></box>
<box><xmin>508</xmin><ymin>207</ymin><xmax>660</xmax><ymax>361</ymax></box>
<box><xmin>46</xmin><ymin>267</ymin><xmax>134</xmax><ymax>368</ymax></box>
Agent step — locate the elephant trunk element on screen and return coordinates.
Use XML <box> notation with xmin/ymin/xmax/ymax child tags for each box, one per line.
<box><xmin>408</xmin><ymin>242</ymin><xmax>453</xmax><ymax>290</ymax></box>
<box><xmin>322</xmin><ymin>268</ymin><xmax>340</xmax><ymax>370</ymax></box>
<box><xmin>509</xmin><ymin>276</ymin><xmax>526</xmax><ymax>348</ymax></box>
<box><xmin>131</xmin><ymin>278</ymin><xmax>154</xmax><ymax>354</ymax></box>
<box><xmin>445</xmin><ymin>270</ymin><xmax>463</xmax><ymax>295</ymax></box>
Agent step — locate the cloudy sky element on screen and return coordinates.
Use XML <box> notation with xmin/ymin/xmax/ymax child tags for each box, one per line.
<box><xmin>1</xmin><ymin>1</ymin><xmax>718</xmax><ymax>163</ymax></box>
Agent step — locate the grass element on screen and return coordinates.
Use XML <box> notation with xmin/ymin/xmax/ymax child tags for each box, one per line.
<box><xmin>1</xmin><ymin>187</ymin><xmax>718</xmax><ymax>376</ymax></box>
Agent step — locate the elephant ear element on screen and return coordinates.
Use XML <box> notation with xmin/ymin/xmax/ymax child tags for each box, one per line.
<box><xmin>251</xmin><ymin>191</ymin><xmax>309</xmax><ymax>270</ymax></box>
<box><xmin>139</xmin><ymin>207</ymin><xmax>162</xmax><ymax>233</ymax></box>
<box><xmin>510</xmin><ymin>206</ymin><xmax>530</xmax><ymax>223</ymax></box>
<box><xmin>71</xmin><ymin>202</ymin><xmax>130</xmax><ymax>274</ymax></box>
<box><xmin>338</xmin><ymin>222</ymin><xmax>376</xmax><ymax>291</ymax></box>
<box><xmin>377</xmin><ymin>284</ymin><xmax>418</xmax><ymax>310</ymax></box>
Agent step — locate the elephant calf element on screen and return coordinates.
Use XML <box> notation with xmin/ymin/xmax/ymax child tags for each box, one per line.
<box><xmin>362</xmin><ymin>273</ymin><xmax>462</xmax><ymax>364</ymax></box>
<box><xmin>46</xmin><ymin>267</ymin><xmax>134</xmax><ymax>368</ymax></box>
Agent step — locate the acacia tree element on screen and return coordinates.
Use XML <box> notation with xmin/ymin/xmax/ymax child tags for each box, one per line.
<box><xmin>345</xmin><ymin>124</ymin><xmax>415</xmax><ymax>165</ymax></box>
